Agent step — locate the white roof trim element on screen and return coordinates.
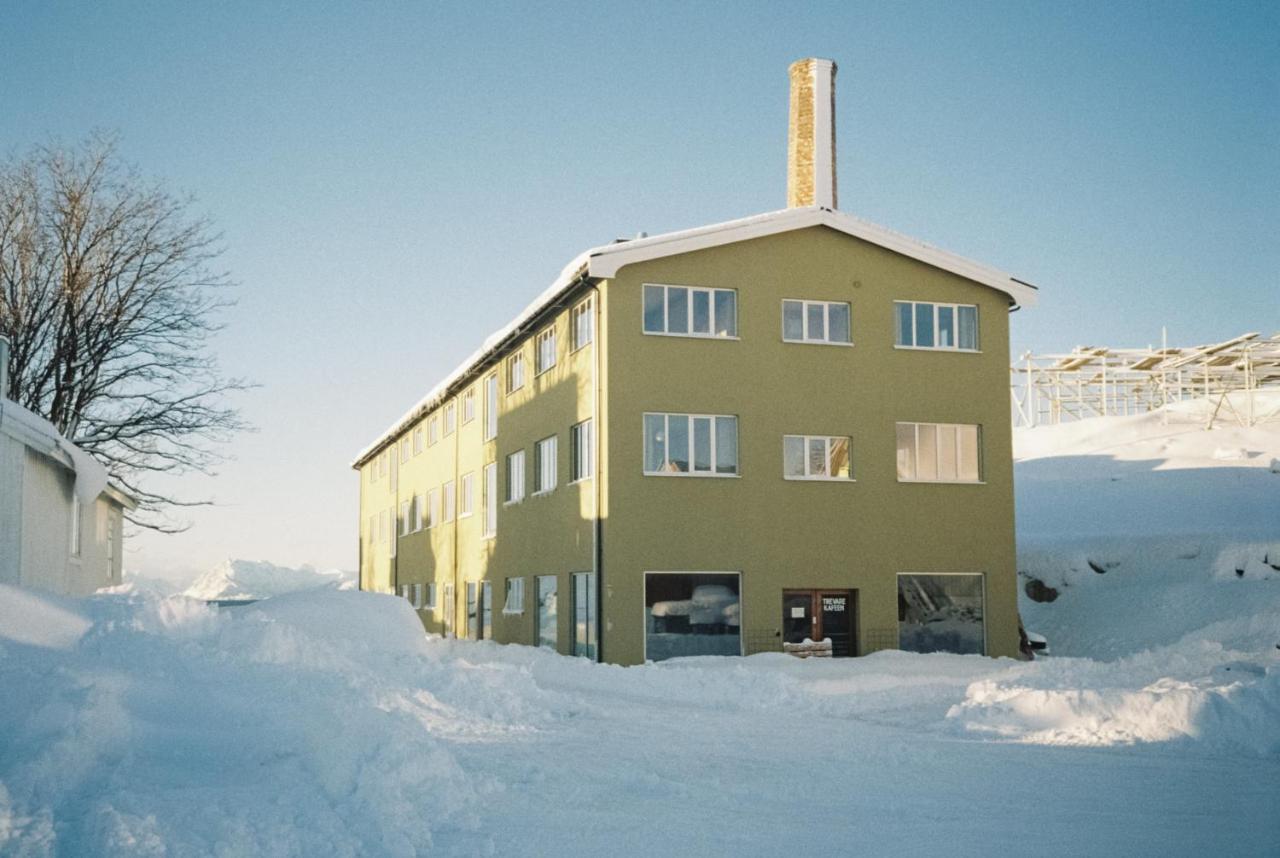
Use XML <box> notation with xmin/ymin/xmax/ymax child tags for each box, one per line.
<box><xmin>352</xmin><ymin>206</ymin><xmax>1037</xmax><ymax>467</ymax></box>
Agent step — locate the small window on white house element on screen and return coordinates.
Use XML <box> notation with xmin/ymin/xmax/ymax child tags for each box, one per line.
<box><xmin>506</xmin><ymin>450</ymin><xmax>526</xmax><ymax>503</ymax></box>
<box><xmin>400</xmin><ymin>500</ymin><xmax>411</xmax><ymax>536</ymax></box>
<box><xmin>534</xmin><ymin>435</ymin><xmax>557</xmax><ymax>494</ymax></box>
<box><xmin>413</xmin><ymin>493</ymin><xmax>424</xmax><ymax>531</ymax></box>
<box><xmin>504</xmin><ymin>577</ymin><xmax>526</xmax><ymax>615</ymax></box>
<box><xmin>427</xmin><ymin>487</ymin><xmax>442</xmax><ymax>528</ymax></box>
<box><xmin>570</xmin><ymin>419</ymin><xmax>593</xmax><ymax>482</ymax></box>
<box><xmin>643</xmin><ymin>284</ymin><xmax>737</xmax><ymax>338</ymax></box>
<box><xmin>507</xmin><ymin>352</ymin><xmax>525</xmax><ymax>394</ymax></box>
<box><xmin>894</xmin><ymin>301</ymin><xmax>979</xmax><ymax>351</ymax></box>
<box><xmin>483</xmin><ymin>463</ymin><xmax>497</xmax><ymax>537</ymax></box>
<box><xmin>643</xmin><ymin>413</ymin><xmax>738</xmax><ymax>476</ymax></box>
<box><xmin>69</xmin><ymin>494</ymin><xmax>82</xmax><ymax>557</ymax></box>
<box><xmin>413</xmin><ymin>427</ymin><xmax>424</xmax><ymax>455</ymax></box>
<box><xmin>783</xmin><ymin>435</ymin><xmax>852</xmax><ymax>480</ymax></box>
<box><xmin>462</xmin><ymin>389</ymin><xmax>476</xmax><ymax>424</ymax></box>
<box><xmin>572</xmin><ymin>297</ymin><xmax>593</xmax><ymax>350</ymax></box>
<box><xmin>536</xmin><ymin>327</ymin><xmax>557</xmax><ymax>375</ymax></box>
<box><xmin>443</xmin><ymin>479</ymin><xmax>456</xmax><ymax>522</ymax></box>
<box><xmin>782</xmin><ymin>300</ymin><xmax>852</xmax><ymax>345</ymax></box>
<box><xmin>896</xmin><ymin>422</ymin><xmax>982</xmax><ymax>482</ymax></box>
<box><xmin>444</xmin><ymin>403</ymin><xmax>456</xmax><ymax>436</ymax></box>
<box><xmin>484</xmin><ymin>374</ymin><xmax>498</xmax><ymax>440</ymax></box>
<box><xmin>460</xmin><ymin>471</ymin><xmax>475</xmax><ymax>517</ymax></box>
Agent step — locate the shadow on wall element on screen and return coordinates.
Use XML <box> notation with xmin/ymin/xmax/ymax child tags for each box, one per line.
<box><xmin>1014</xmin><ymin>454</ymin><xmax>1279</xmax><ymax>540</ymax></box>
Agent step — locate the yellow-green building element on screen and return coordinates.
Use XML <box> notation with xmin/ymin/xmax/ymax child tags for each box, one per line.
<box><xmin>352</xmin><ymin>58</ymin><xmax>1037</xmax><ymax>664</ymax></box>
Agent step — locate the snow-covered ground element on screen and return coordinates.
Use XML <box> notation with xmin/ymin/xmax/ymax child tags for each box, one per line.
<box><xmin>1</xmin><ymin>394</ymin><xmax>1278</xmax><ymax>856</ymax></box>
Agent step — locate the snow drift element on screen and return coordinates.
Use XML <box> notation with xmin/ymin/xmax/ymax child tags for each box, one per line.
<box><xmin>181</xmin><ymin>559</ymin><xmax>354</xmax><ymax>602</ymax></box>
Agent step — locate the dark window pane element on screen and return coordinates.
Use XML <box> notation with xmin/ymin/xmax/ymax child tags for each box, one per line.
<box><xmin>667</xmin><ymin>415</ymin><xmax>689</xmax><ymax>472</ymax></box>
<box><xmin>667</xmin><ymin>287</ymin><xmax>689</xmax><ymax>334</ymax></box>
<box><xmin>714</xmin><ymin>416</ymin><xmax>737</xmax><ymax>474</ymax></box>
<box><xmin>915</xmin><ymin>303</ymin><xmax>935</xmax><ymax>348</ymax></box>
<box><xmin>807</xmin><ymin>437</ymin><xmax>827</xmax><ymax>477</ymax></box>
<box><xmin>783</xmin><ymin>301</ymin><xmax>804</xmax><ymax>340</ymax></box>
<box><xmin>895</xmin><ymin>302</ymin><xmax>913</xmax><ymax>346</ymax></box>
<box><xmin>645</xmin><ymin>573</ymin><xmax>741</xmax><ymax>661</ymax></box>
<box><xmin>828</xmin><ymin>303</ymin><xmax>851</xmax><ymax>343</ymax></box>
<box><xmin>692</xmin><ymin>290</ymin><xmax>711</xmax><ymax>334</ymax></box>
<box><xmin>693</xmin><ymin>417</ymin><xmax>713</xmax><ymax>472</ymax></box>
<box><xmin>643</xmin><ymin>285</ymin><xmax>664</xmax><ymax>333</ymax></box>
<box><xmin>714</xmin><ymin>291</ymin><xmax>737</xmax><ymax>337</ymax></box>
<box><xmin>573</xmin><ymin>572</ymin><xmax>597</xmax><ymax>659</ymax></box>
<box><xmin>898</xmin><ymin>574</ymin><xmax>985</xmax><ymax>655</ymax></box>
<box><xmin>958</xmin><ymin>305</ymin><xmax>978</xmax><ymax>350</ymax></box>
<box><xmin>938</xmin><ymin>305</ymin><xmax>955</xmax><ymax>348</ymax></box>
<box><xmin>806</xmin><ymin>302</ymin><xmax>826</xmax><ymax>341</ymax></box>
<box><xmin>644</xmin><ymin>414</ymin><xmax>666</xmax><ymax>473</ymax></box>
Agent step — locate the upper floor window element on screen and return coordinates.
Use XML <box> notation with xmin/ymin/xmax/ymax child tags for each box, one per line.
<box><xmin>459</xmin><ymin>471</ymin><xmax>476</xmax><ymax>517</ymax></box>
<box><xmin>483</xmin><ymin>463</ymin><xmax>497</xmax><ymax>537</ymax></box>
<box><xmin>505</xmin><ymin>449</ymin><xmax>526</xmax><ymax>503</ymax></box>
<box><xmin>428</xmin><ymin>415</ymin><xmax>439</xmax><ymax>446</ymax></box>
<box><xmin>783</xmin><ymin>435</ymin><xmax>852</xmax><ymax>480</ymax></box>
<box><xmin>400</xmin><ymin>438</ymin><xmax>410</xmax><ymax>463</ymax></box>
<box><xmin>534</xmin><ymin>435</ymin><xmax>557</xmax><ymax>494</ymax></box>
<box><xmin>413</xmin><ymin>427</ymin><xmax>423</xmax><ymax>456</ymax></box>
<box><xmin>570</xmin><ymin>419</ymin><xmax>594</xmax><ymax>482</ymax></box>
<box><xmin>643</xmin><ymin>413</ymin><xmax>738</xmax><ymax>476</ymax></box>
<box><xmin>507</xmin><ymin>352</ymin><xmax>526</xmax><ymax>394</ymax></box>
<box><xmin>896</xmin><ymin>422</ymin><xmax>982</xmax><ymax>483</ymax></box>
<box><xmin>643</xmin><ymin>284</ymin><xmax>737</xmax><ymax>338</ymax></box>
<box><xmin>444</xmin><ymin>402</ymin><xmax>456</xmax><ymax>436</ymax></box>
<box><xmin>484</xmin><ymin>374</ymin><xmax>498</xmax><ymax>440</ymax></box>
<box><xmin>572</xmin><ymin>297</ymin><xmax>593</xmax><ymax>350</ymax></box>
<box><xmin>894</xmin><ymin>301</ymin><xmax>979</xmax><ymax>351</ymax></box>
<box><xmin>536</xmin><ymin>327</ymin><xmax>557</xmax><ymax>375</ymax></box>
<box><xmin>412</xmin><ymin>494</ymin><xmax>424</xmax><ymax>531</ymax></box>
<box><xmin>782</xmin><ymin>300</ymin><xmax>851</xmax><ymax>345</ymax></box>
<box><xmin>399</xmin><ymin>500</ymin><xmax>411</xmax><ymax>536</ymax></box>
<box><xmin>462</xmin><ymin>388</ymin><xmax>476</xmax><ymax>424</ymax></box>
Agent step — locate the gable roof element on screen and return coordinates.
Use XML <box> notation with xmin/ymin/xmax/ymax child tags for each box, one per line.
<box><xmin>352</xmin><ymin>205</ymin><xmax>1037</xmax><ymax>467</ymax></box>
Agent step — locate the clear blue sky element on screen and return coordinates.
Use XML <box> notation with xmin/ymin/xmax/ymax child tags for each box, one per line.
<box><xmin>4</xmin><ymin>1</ymin><xmax>1276</xmax><ymax>579</ymax></box>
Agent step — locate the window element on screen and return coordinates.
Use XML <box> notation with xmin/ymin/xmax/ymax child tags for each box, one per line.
<box><xmin>423</xmin><ymin>582</ymin><xmax>437</xmax><ymax>610</ymax></box>
<box><xmin>572</xmin><ymin>572</ymin><xmax>597</xmax><ymax>660</ymax></box>
<box><xmin>428</xmin><ymin>415</ymin><xmax>439</xmax><ymax>446</ymax></box>
<box><xmin>466</xmin><ymin>583</ymin><xmax>480</xmax><ymax>640</ymax></box>
<box><xmin>427</xmin><ymin>487</ymin><xmax>442</xmax><ymax>528</ymax></box>
<box><xmin>570</xmin><ymin>419</ymin><xmax>593</xmax><ymax>482</ymax></box>
<box><xmin>444</xmin><ymin>403</ymin><xmax>456</xmax><ymax>436</ymax></box>
<box><xmin>895</xmin><ymin>423</ymin><xmax>982</xmax><ymax>482</ymax></box>
<box><xmin>898</xmin><ymin>574</ymin><xmax>985</xmax><ymax>655</ymax></box>
<box><xmin>460</xmin><ymin>471</ymin><xmax>475</xmax><ymax>517</ymax></box>
<box><xmin>399</xmin><ymin>584</ymin><xmax>410</xmax><ymax>601</ymax></box>
<box><xmin>379</xmin><ymin>453</ymin><xmax>387</xmax><ymax>478</ymax></box>
<box><xmin>535</xmin><ymin>327</ymin><xmax>557</xmax><ymax>375</ymax></box>
<box><xmin>643</xmin><ymin>413</ymin><xmax>738</xmax><ymax>476</ymax></box>
<box><xmin>413</xmin><ymin>494</ymin><xmax>424</xmax><ymax>531</ymax></box>
<box><xmin>783</xmin><ymin>435</ymin><xmax>852</xmax><ymax>480</ymax></box>
<box><xmin>482</xmin><ymin>582</ymin><xmax>493</xmax><ymax>640</ymax></box>
<box><xmin>400</xmin><ymin>438</ymin><xmax>410</xmax><ymax>463</ymax></box>
<box><xmin>505</xmin><ymin>450</ymin><xmax>525</xmax><ymax>503</ymax></box>
<box><xmin>645</xmin><ymin>572</ymin><xmax>741</xmax><ymax>661</ymax></box>
<box><xmin>413</xmin><ymin>428</ymin><xmax>424</xmax><ymax>455</ymax></box>
<box><xmin>534</xmin><ymin>435</ymin><xmax>557</xmax><ymax>494</ymax></box>
<box><xmin>411</xmin><ymin>583</ymin><xmax>423</xmax><ymax>609</ymax></box>
<box><xmin>536</xmin><ymin>575</ymin><xmax>557</xmax><ymax>649</ymax></box>
<box><xmin>443</xmin><ymin>480</ymin><xmax>456</xmax><ymax>522</ymax></box>
<box><xmin>504</xmin><ymin>577</ymin><xmax>526</xmax><ymax>615</ymax></box>
<box><xmin>894</xmin><ymin>301</ymin><xmax>979</xmax><ymax>351</ymax></box>
<box><xmin>507</xmin><ymin>352</ymin><xmax>525</xmax><ymax>393</ymax></box>
<box><xmin>782</xmin><ymin>299</ymin><xmax>852</xmax><ymax>345</ymax></box>
<box><xmin>572</xmin><ymin>297</ymin><xmax>593</xmax><ymax>350</ymax></box>
<box><xmin>484</xmin><ymin>374</ymin><xmax>498</xmax><ymax>440</ymax></box>
<box><xmin>69</xmin><ymin>494</ymin><xmax>82</xmax><ymax>557</ymax></box>
<box><xmin>483</xmin><ymin>463</ymin><xmax>497</xmax><ymax>537</ymax></box>
<box><xmin>462</xmin><ymin>388</ymin><xmax>476</xmax><ymax>424</ymax></box>
<box><xmin>400</xmin><ymin>500</ymin><xmax>411</xmax><ymax>536</ymax></box>
<box><xmin>643</xmin><ymin>284</ymin><xmax>737</xmax><ymax>338</ymax></box>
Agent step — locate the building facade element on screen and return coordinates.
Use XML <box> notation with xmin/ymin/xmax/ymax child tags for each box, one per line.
<box><xmin>353</xmin><ymin>59</ymin><xmax>1037</xmax><ymax>664</ymax></box>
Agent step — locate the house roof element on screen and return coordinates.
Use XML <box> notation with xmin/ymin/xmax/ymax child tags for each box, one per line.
<box><xmin>351</xmin><ymin>205</ymin><xmax>1037</xmax><ymax>467</ymax></box>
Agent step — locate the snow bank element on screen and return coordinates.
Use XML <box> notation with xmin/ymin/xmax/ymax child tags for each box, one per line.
<box><xmin>181</xmin><ymin>559</ymin><xmax>355</xmax><ymax>601</ymax></box>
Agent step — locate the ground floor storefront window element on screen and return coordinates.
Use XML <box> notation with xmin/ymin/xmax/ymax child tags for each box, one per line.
<box><xmin>536</xmin><ymin>575</ymin><xmax>557</xmax><ymax>650</ymax></box>
<box><xmin>572</xmin><ymin>572</ymin><xmax>597</xmax><ymax>660</ymax></box>
<box><xmin>897</xmin><ymin>573</ymin><xmax>985</xmax><ymax>655</ymax></box>
<box><xmin>645</xmin><ymin>572</ymin><xmax>741</xmax><ymax>661</ymax></box>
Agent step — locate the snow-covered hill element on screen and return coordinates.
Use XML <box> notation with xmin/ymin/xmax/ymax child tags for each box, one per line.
<box><xmin>181</xmin><ymin>559</ymin><xmax>354</xmax><ymax>602</ymax></box>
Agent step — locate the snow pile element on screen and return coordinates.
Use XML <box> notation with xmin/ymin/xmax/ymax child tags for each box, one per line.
<box><xmin>181</xmin><ymin>559</ymin><xmax>355</xmax><ymax>601</ymax></box>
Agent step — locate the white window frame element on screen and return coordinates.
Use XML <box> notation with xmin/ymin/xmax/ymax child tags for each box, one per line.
<box><xmin>400</xmin><ymin>500</ymin><xmax>411</xmax><ymax>536</ymax></box>
<box><xmin>423</xmin><ymin>582</ymin><xmax>437</xmax><ymax>610</ymax></box>
<box><xmin>570</xmin><ymin>419</ymin><xmax>594</xmax><ymax>483</ymax></box>
<box><xmin>507</xmin><ymin>352</ymin><xmax>525</xmax><ymax>394</ymax></box>
<box><xmin>895</xmin><ymin>422</ymin><xmax>983</xmax><ymax>484</ymax></box>
<box><xmin>413</xmin><ymin>493</ymin><xmax>424</xmax><ymax>531</ymax></box>
<box><xmin>782</xmin><ymin>434</ymin><xmax>854</xmax><ymax>480</ymax></box>
<box><xmin>503</xmin><ymin>577</ymin><xmax>526</xmax><ymax>615</ymax></box>
<box><xmin>411</xmin><ymin>582</ymin><xmax>423</xmax><ymax>609</ymax></box>
<box><xmin>535</xmin><ymin>327</ymin><xmax>557</xmax><ymax>375</ymax></box>
<box><xmin>642</xmin><ymin>412</ymin><xmax>739</xmax><ymax>477</ymax></box>
<box><xmin>484</xmin><ymin>373</ymin><xmax>498</xmax><ymax>440</ymax></box>
<box><xmin>443</xmin><ymin>479</ymin><xmax>456</xmax><ymax>522</ymax></box>
<box><xmin>505</xmin><ymin>449</ymin><xmax>526</xmax><ymax>504</ymax></box>
<box><xmin>641</xmin><ymin>570</ymin><xmax>744</xmax><ymax>662</ymax></box>
<box><xmin>444</xmin><ymin>402</ymin><xmax>456</xmax><ymax>436</ymax></box>
<box><xmin>413</xmin><ymin>427</ymin><xmax>423</xmax><ymax>455</ymax></box>
<box><xmin>642</xmin><ymin>283</ymin><xmax>738</xmax><ymax>339</ymax></box>
<box><xmin>462</xmin><ymin>388</ymin><xmax>476</xmax><ymax>424</ymax></box>
<box><xmin>533</xmin><ymin>435</ymin><xmax>557</xmax><ymax>495</ymax></box>
<box><xmin>781</xmin><ymin>299</ymin><xmax>853</xmax><ymax>346</ymax></box>
<box><xmin>400</xmin><ymin>438</ymin><xmax>411</xmax><ymax>463</ymax></box>
<box><xmin>428</xmin><ymin>415</ymin><xmax>439</xmax><ymax>446</ymax></box>
<box><xmin>571</xmin><ymin>297</ymin><xmax>593</xmax><ymax>351</ymax></box>
<box><xmin>893</xmin><ymin>300</ymin><xmax>980</xmax><ymax>352</ymax></box>
<box><xmin>483</xmin><ymin>462</ymin><xmax>497</xmax><ymax>538</ymax></box>
<box><xmin>459</xmin><ymin>471</ymin><xmax>475</xmax><ymax>518</ymax></box>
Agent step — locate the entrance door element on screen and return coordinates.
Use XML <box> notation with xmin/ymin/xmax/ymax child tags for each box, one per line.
<box><xmin>782</xmin><ymin>590</ymin><xmax>857</xmax><ymax>657</ymax></box>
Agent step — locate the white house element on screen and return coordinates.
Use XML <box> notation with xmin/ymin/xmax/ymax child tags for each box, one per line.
<box><xmin>0</xmin><ymin>337</ymin><xmax>135</xmax><ymax>596</ymax></box>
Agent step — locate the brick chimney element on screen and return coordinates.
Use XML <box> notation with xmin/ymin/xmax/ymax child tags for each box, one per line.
<box><xmin>787</xmin><ymin>58</ymin><xmax>837</xmax><ymax>209</ymax></box>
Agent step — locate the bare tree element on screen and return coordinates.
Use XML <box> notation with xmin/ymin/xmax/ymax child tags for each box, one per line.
<box><xmin>0</xmin><ymin>134</ymin><xmax>249</xmax><ymax>531</ymax></box>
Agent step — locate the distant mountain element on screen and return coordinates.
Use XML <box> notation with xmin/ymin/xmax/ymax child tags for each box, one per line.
<box><xmin>182</xmin><ymin>559</ymin><xmax>355</xmax><ymax>602</ymax></box>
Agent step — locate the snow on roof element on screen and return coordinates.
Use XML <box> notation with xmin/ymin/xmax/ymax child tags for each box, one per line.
<box><xmin>352</xmin><ymin>206</ymin><xmax>1038</xmax><ymax>467</ymax></box>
